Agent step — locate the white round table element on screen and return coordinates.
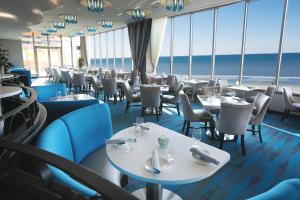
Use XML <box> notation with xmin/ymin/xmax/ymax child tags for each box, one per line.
<box><xmin>106</xmin><ymin>123</ymin><xmax>230</xmax><ymax>200</ymax></box>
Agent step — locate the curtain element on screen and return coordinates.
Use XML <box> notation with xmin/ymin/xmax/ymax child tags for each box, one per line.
<box><xmin>80</xmin><ymin>36</ymin><xmax>88</xmax><ymax>66</ymax></box>
<box><xmin>150</xmin><ymin>17</ymin><xmax>168</xmax><ymax>74</ymax></box>
<box><xmin>127</xmin><ymin>19</ymin><xmax>152</xmax><ymax>84</ymax></box>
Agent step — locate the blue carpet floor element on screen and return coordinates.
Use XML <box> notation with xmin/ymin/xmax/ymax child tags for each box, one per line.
<box><xmin>32</xmin><ymin>79</ymin><xmax>300</xmax><ymax>199</ymax></box>
<box><xmin>107</xmin><ymin>98</ymin><xmax>300</xmax><ymax>200</ymax></box>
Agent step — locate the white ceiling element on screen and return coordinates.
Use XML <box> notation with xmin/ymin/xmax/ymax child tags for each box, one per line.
<box><xmin>0</xmin><ymin>0</ymin><xmax>241</xmax><ymax>40</ymax></box>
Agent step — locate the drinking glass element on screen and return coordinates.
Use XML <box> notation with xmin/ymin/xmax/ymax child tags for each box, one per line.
<box><xmin>191</xmin><ymin>128</ymin><xmax>202</xmax><ymax>147</ymax></box>
<box><xmin>135</xmin><ymin>117</ymin><xmax>144</xmax><ymax>133</ymax></box>
<box><xmin>56</xmin><ymin>91</ymin><xmax>62</xmax><ymax>99</ymax></box>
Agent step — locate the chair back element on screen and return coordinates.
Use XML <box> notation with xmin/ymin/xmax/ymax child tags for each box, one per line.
<box><xmin>73</xmin><ymin>73</ymin><xmax>87</xmax><ymax>86</ymax></box>
<box><xmin>282</xmin><ymin>87</ymin><xmax>295</xmax><ymax>110</ymax></box>
<box><xmin>180</xmin><ymin>93</ymin><xmax>195</xmax><ymax>121</ymax></box>
<box><xmin>265</xmin><ymin>86</ymin><xmax>276</xmax><ymax>98</ymax></box>
<box><xmin>111</xmin><ymin>69</ymin><xmax>117</xmax><ymax>79</ymax></box>
<box><xmin>208</xmin><ymin>79</ymin><xmax>216</xmax><ymax>87</ymax></box>
<box><xmin>140</xmin><ymin>85</ymin><xmax>160</xmax><ymax>108</ymax></box>
<box><xmin>98</xmin><ymin>70</ymin><xmax>105</xmax><ymax>79</ymax></box>
<box><xmin>217</xmin><ymin>102</ymin><xmax>254</xmax><ymax>135</ymax></box>
<box><xmin>66</xmin><ymin>71</ymin><xmax>73</xmax><ymax>83</ymax></box>
<box><xmin>122</xmin><ymin>81</ymin><xmax>133</xmax><ymax>100</ymax></box>
<box><xmin>53</xmin><ymin>68</ymin><xmax>61</xmax><ymax>81</ymax></box>
<box><xmin>218</xmin><ymin>79</ymin><xmax>229</xmax><ymax>94</ymax></box>
<box><xmin>91</xmin><ymin>76</ymin><xmax>101</xmax><ymax>91</ymax></box>
<box><xmin>33</xmin><ymin>84</ymin><xmax>67</xmax><ymax>102</ymax></box>
<box><xmin>251</xmin><ymin>94</ymin><xmax>271</xmax><ymax>124</ymax></box>
<box><xmin>102</xmin><ymin>78</ymin><xmax>118</xmax><ymax>95</ymax></box>
<box><xmin>61</xmin><ymin>71</ymin><xmax>70</xmax><ymax>83</ymax></box>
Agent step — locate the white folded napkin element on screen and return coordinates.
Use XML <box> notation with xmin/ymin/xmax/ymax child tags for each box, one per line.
<box><xmin>190</xmin><ymin>147</ymin><xmax>220</xmax><ymax>166</ymax></box>
<box><xmin>105</xmin><ymin>139</ymin><xmax>126</xmax><ymax>145</ymax></box>
<box><xmin>152</xmin><ymin>150</ymin><xmax>161</xmax><ymax>174</ymax></box>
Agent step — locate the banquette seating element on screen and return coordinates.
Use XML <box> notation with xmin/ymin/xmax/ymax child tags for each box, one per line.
<box><xmin>36</xmin><ymin>103</ymin><xmax>125</xmax><ymax>198</ymax></box>
<box><xmin>33</xmin><ymin>83</ymin><xmax>99</xmax><ymax>123</ymax></box>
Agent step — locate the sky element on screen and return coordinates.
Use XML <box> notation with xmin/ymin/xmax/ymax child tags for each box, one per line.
<box><xmin>160</xmin><ymin>0</ymin><xmax>300</xmax><ymax>56</ymax></box>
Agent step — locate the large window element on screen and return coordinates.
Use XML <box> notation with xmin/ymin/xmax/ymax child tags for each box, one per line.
<box><xmin>115</xmin><ymin>29</ymin><xmax>122</xmax><ymax>69</ymax></box>
<box><xmin>192</xmin><ymin>10</ymin><xmax>214</xmax><ymax>80</ymax></box>
<box><xmin>156</xmin><ymin>18</ymin><xmax>171</xmax><ymax>75</ymax></box>
<box><xmin>107</xmin><ymin>31</ymin><xmax>114</xmax><ymax>68</ymax></box>
<box><xmin>100</xmin><ymin>33</ymin><xmax>107</xmax><ymax>67</ymax></box>
<box><xmin>95</xmin><ymin>34</ymin><xmax>101</xmax><ymax>67</ymax></box>
<box><xmin>124</xmin><ymin>28</ymin><xmax>132</xmax><ymax>72</ymax></box>
<box><xmin>72</xmin><ymin>37</ymin><xmax>81</xmax><ymax>67</ymax></box>
<box><xmin>62</xmin><ymin>37</ymin><xmax>72</xmax><ymax>67</ymax></box>
<box><xmin>21</xmin><ymin>35</ymin><xmax>36</xmax><ymax>74</ymax></box>
<box><xmin>280</xmin><ymin>0</ymin><xmax>300</xmax><ymax>93</ymax></box>
<box><xmin>243</xmin><ymin>0</ymin><xmax>284</xmax><ymax>89</ymax></box>
<box><xmin>173</xmin><ymin>14</ymin><xmax>190</xmax><ymax>79</ymax></box>
<box><xmin>214</xmin><ymin>3</ymin><xmax>244</xmax><ymax>84</ymax></box>
<box><xmin>86</xmin><ymin>35</ymin><xmax>94</xmax><ymax>66</ymax></box>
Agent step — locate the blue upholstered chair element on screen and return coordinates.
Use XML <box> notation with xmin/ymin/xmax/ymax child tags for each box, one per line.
<box><xmin>9</xmin><ymin>67</ymin><xmax>32</xmax><ymax>86</ymax></box>
<box><xmin>33</xmin><ymin>84</ymin><xmax>99</xmax><ymax>123</ymax></box>
<box><xmin>248</xmin><ymin>179</ymin><xmax>300</xmax><ymax>200</ymax></box>
<box><xmin>36</xmin><ymin>104</ymin><xmax>123</xmax><ymax>198</ymax></box>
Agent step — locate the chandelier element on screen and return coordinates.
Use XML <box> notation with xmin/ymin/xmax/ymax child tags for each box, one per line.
<box><xmin>41</xmin><ymin>31</ymin><xmax>50</xmax><ymax>36</ymax></box>
<box><xmin>87</xmin><ymin>26</ymin><xmax>97</xmax><ymax>32</ymax></box>
<box><xmin>160</xmin><ymin>0</ymin><xmax>191</xmax><ymax>12</ymax></box>
<box><xmin>64</xmin><ymin>14</ymin><xmax>77</xmax><ymax>24</ymax></box>
<box><xmin>126</xmin><ymin>9</ymin><xmax>151</xmax><ymax>20</ymax></box>
<box><xmin>70</xmin><ymin>31</ymin><xmax>85</xmax><ymax>37</ymax></box>
<box><xmin>101</xmin><ymin>20</ymin><xmax>113</xmax><ymax>28</ymax></box>
<box><xmin>47</xmin><ymin>27</ymin><xmax>57</xmax><ymax>33</ymax></box>
<box><xmin>87</xmin><ymin>0</ymin><xmax>104</xmax><ymax>13</ymax></box>
<box><xmin>54</xmin><ymin>22</ymin><xmax>65</xmax><ymax>29</ymax></box>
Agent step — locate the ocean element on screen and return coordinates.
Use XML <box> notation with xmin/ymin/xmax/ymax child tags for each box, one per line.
<box><xmin>91</xmin><ymin>53</ymin><xmax>300</xmax><ymax>89</ymax></box>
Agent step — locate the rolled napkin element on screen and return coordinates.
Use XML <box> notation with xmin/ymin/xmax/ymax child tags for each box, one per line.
<box><xmin>190</xmin><ymin>147</ymin><xmax>220</xmax><ymax>166</ymax></box>
<box><xmin>152</xmin><ymin>150</ymin><xmax>161</xmax><ymax>174</ymax></box>
<box><xmin>105</xmin><ymin>139</ymin><xmax>126</xmax><ymax>145</ymax></box>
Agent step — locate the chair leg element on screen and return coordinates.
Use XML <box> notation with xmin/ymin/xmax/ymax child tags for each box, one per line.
<box><xmin>176</xmin><ymin>103</ymin><xmax>180</xmax><ymax>116</ymax></box>
<box><xmin>252</xmin><ymin>125</ymin><xmax>255</xmax><ymax>135</ymax></box>
<box><xmin>204</xmin><ymin>122</ymin><xmax>208</xmax><ymax>132</ymax></box>
<box><xmin>219</xmin><ymin>133</ymin><xmax>224</xmax><ymax>149</ymax></box>
<box><xmin>125</xmin><ymin>101</ymin><xmax>130</xmax><ymax>113</ymax></box>
<box><xmin>114</xmin><ymin>94</ymin><xmax>117</xmax><ymax>104</ymax></box>
<box><xmin>104</xmin><ymin>93</ymin><xmax>106</xmax><ymax>102</ymax></box>
<box><xmin>234</xmin><ymin>135</ymin><xmax>238</xmax><ymax>143</ymax></box>
<box><xmin>141</xmin><ymin>107</ymin><xmax>145</xmax><ymax>117</ymax></box>
<box><xmin>241</xmin><ymin>135</ymin><xmax>246</xmax><ymax>156</ymax></box>
<box><xmin>155</xmin><ymin>108</ymin><xmax>159</xmax><ymax>121</ymax></box>
<box><xmin>258</xmin><ymin>124</ymin><xmax>263</xmax><ymax>143</ymax></box>
<box><xmin>281</xmin><ymin>109</ymin><xmax>290</xmax><ymax>121</ymax></box>
<box><xmin>185</xmin><ymin>121</ymin><xmax>190</xmax><ymax>136</ymax></box>
<box><xmin>182</xmin><ymin>120</ymin><xmax>187</xmax><ymax>132</ymax></box>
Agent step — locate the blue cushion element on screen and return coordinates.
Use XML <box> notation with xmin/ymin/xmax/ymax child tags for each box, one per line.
<box><xmin>33</xmin><ymin>84</ymin><xmax>67</xmax><ymax>102</ymax></box>
<box><xmin>61</xmin><ymin>103</ymin><xmax>113</xmax><ymax>163</ymax></box>
<box><xmin>37</xmin><ymin>119</ymin><xmax>73</xmax><ymax>161</ymax></box>
<box><xmin>249</xmin><ymin>179</ymin><xmax>300</xmax><ymax>200</ymax></box>
<box><xmin>9</xmin><ymin>67</ymin><xmax>32</xmax><ymax>86</ymax></box>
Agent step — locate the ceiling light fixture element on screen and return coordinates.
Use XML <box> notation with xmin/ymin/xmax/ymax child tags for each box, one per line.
<box><xmin>87</xmin><ymin>26</ymin><xmax>97</xmax><ymax>32</ymax></box>
<box><xmin>54</xmin><ymin>22</ymin><xmax>65</xmax><ymax>29</ymax></box>
<box><xmin>47</xmin><ymin>27</ymin><xmax>57</xmax><ymax>33</ymax></box>
<box><xmin>126</xmin><ymin>9</ymin><xmax>151</xmax><ymax>20</ymax></box>
<box><xmin>87</xmin><ymin>0</ymin><xmax>104</xmax><ymax>13</ymax></box>
<box><xmin>160</xmin><ymin>0</ymin><xmax>191</xmax><ymax>12</ymax></box>
<box><xmin>101</xmin><ymin>20</ymin><xmax>113</xmax><ymax>28</ymax></box>
<box><xmin>70</xmin><ymin>31</ymin><xmax>85</xmax><ymax>37</ymax></box>
<box><xmin>0</xmin><ymin>11</ymin><xmax>18</xmax><ymax>20</ymax></box>
<box><xmin>41</xmin><ymin>31</ymin><xmax>50</xmax><ymax>36</ymax></box>
<box><xmin>64</xmin><ymin>14</ymin><xmax>77</xmax><ymax>24</ymax></box>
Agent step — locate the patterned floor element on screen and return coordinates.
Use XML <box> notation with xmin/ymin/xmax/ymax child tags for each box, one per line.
<box><xmin>32</xmin><ymin>79</ymin><xmax>300</xmax><ymax>199</ymax></box>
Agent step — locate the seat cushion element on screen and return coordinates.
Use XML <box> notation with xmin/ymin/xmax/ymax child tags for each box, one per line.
<box><xmin>61</xmin><ymin>104</ymin><xmax>113</xmax><ymax>163</ymax></box>
<box><xmin>248</xmin><ymin>179</ymin><xmax>300</xmax><ymax>200</ymax></box>
<box><xmin>191</xmin><ymin>109</ymin><xmax>213</xmax><ymax>122</ymax></box>
<box><xmin>246</xmin><ymin>96</ymin><xmax>256</xmax><ymax>103</ymax></box>
<box><xmin>80</xmin><ymin>146</ymin><xmax>122</xmax><ymax>187</ymax></box>
<box><xmin>161</xmin><ymin>95</ymin><xmax>175</xmax><ymax>104</ymax></box>
<box><xmin>292</xmin><ymin>103</ymin><xmax>300</xmax><ymax>112</ymax></box>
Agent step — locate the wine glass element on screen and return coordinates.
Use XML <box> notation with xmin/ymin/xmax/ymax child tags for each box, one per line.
<box><xmin>191</xmin><ymin>128</ymin><xmax>202</xmax><ymax>147</ymax></box>
<box><xmin>56</xmin><ymin>91</ymin><xmax>62</xmax><ymax>99</ymax></box>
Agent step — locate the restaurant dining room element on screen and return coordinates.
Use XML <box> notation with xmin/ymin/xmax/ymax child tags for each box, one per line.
<box><xmin>0</xmin><ymin>0</ymin><xmax>300</xmax><ymax>199</ymax></box>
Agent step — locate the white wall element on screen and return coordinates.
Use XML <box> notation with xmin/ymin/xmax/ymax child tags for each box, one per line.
<box><xmin>0</xmin><ymin>39</ymin><xmax>24</xmax><ymax>66</ymax></box>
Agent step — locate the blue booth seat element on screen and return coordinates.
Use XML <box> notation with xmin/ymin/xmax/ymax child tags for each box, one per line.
<box><xmin>33</xmin><ymin>84</ymin><xmax>100</xmax><ymax>123</ymax></box>
<box><xmin>9</xmin><ymin>67</ymin><xmax>32</xmax><ymax>86</ymax></box>
<box><xmin>36</xmin><ymin>103</ymin><xmax>123</xmax><ymax>198</ymax></box>
<box><xmin>249</xmin><ymin>179</ymin><xmax>300</xmax><ymax>200</ymax></box>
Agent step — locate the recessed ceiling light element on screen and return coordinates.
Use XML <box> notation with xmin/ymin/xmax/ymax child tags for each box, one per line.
<box><xmin>117</xmin><ymin>13</ymin><xmax>123</xmax><ymax>16</ymax></box>
<box><xmin>32</xmin><ymin>8</ymin><xmax>43</xmax><ymax>16</ymax></box>
<box><xmin>116</xmin><ymin>8</ymin><xmax>121</xmax><ymax>10</ymax></box>
<box><xmin>0</xmin><ymin>11</ymin><xmax>18</xmax><ymax>20</ymax></box>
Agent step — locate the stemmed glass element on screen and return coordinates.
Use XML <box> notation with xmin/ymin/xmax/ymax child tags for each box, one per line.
<box><xmin>191</xmin><ymin>127</ymin><xmax>202</xmax><ymax>147</ymax></box>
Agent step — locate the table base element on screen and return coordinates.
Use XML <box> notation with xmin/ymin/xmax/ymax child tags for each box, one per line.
<box><xmin>132</xmin><ymin>186</ymin><xmax>182</xmax><ymax>200</ymax></box>
<box><xmin>206</xmin><ymin>129</ymin><xmax>235</xmax><ymax>141</ymax></box>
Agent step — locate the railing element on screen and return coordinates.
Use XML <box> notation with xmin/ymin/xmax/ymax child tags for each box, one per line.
<box><xmin>0</xmin><ymin>82</ymin><xmax>46</xmax><ymax>145</ymax></box>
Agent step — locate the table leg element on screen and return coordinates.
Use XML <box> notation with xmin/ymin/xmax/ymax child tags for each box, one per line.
<box><xmin>0</xmin><ymin>99</ymin><xmax>3</xmax><ymax>137</ymax></box>
<box><xmin>132</xmin><ymin>183</ymin><xmax>182</xmax><ymax>200</ymax></box>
